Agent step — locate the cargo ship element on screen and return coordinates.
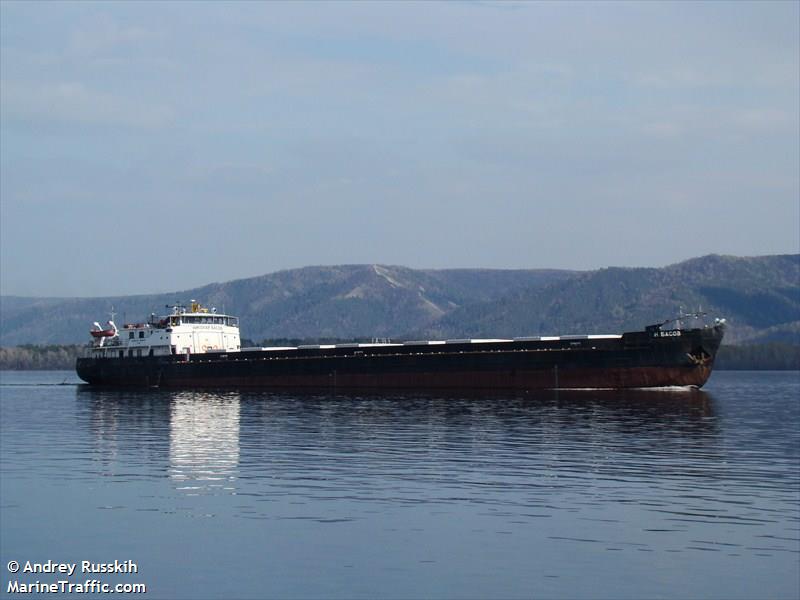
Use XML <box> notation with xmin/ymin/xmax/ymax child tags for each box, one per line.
<box><xmin>75</xmin><ymin>301</ymin><xmax>725</xmax><ymax>389</ymax></box>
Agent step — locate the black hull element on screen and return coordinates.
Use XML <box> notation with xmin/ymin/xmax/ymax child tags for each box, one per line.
<box><xmin>76</xmin><ymin>325</ymin><xmax>724</xmax><ymax>390</ymax></box>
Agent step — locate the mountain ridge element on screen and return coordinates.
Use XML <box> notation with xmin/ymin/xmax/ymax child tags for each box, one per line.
<box><xmin>0</xmin><ymin>265</ymin><xmax>573</xmax><ymax>345</ymax></box>
<box><xmin>1</xmin><ymin>254</ymin><xmax>797</xmax><ymax>346</ymax></box>
<box><xmin>421</xmin><ymin>254</ymin><xmax>798</xmax><ymax>343</ymax></box>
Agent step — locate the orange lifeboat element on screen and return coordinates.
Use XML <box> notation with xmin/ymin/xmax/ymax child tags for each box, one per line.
<box><xmin>90</xmin><ymin>320</ymin><xmax>118</xmax><ymax>339</ymax></box>
<box><xmin>90</xmin><ymin>328</ymin><xmax>116</xmax><ymax>338</ymax></box>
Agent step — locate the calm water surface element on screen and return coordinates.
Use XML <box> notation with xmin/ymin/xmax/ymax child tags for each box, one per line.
<box><xmin>1</xmin><ymin>371</ymin><xmax>798</xmax><ymax>599</ymax></box>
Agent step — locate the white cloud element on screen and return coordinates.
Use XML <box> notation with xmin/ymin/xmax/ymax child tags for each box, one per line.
<box><xmin>730</xmin><ymin>108</ymin><xmax>798</xmax><ymax>133</ymax></box>
<box><xmin>1</xmin><ymin>80</ymin><xmax>174</xmax><ymax>128</ymax></box>
<box><xmin>67</xmin><ymin>15</ymin><xmax>160</xmax><ymax>57</ymax></box>
<box><xmin>640</xmin><ymin>121</ymin><xmax>684</xmax><ymax>139</ymax></box>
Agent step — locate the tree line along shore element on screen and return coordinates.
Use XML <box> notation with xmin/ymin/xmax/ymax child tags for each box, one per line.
<box><xmin>1</xmin><ymin>342</ymin><xmax>798</xmax><ymax>371</ymax></box>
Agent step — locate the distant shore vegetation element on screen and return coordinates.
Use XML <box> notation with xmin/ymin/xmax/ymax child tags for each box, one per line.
<box><xmin>0</xmin><ymin>345</ymin><xmax>84</xmax><ymax>370</ymax></box>
<box><xmin>0</xmin><ymin>342</ymin><xmax>798</xmax><ymax>371</ymax></box>
<box><xmin>714</xmin><ymin>343</ymin><xmax>800</xmax><ymax>371</ymax></box>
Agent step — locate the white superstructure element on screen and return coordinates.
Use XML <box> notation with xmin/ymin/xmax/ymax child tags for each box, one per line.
<box><xmin>87</xmin><ymin>301</ymin><xmax>240</xmax><ymax>359</ymax></box>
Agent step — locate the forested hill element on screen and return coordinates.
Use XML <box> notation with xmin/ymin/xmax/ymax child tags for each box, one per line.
<box><xmin>422</xmin><ymin>254</ymin><xmax>799</xmax><ymax>344</ymax></box>
<box><xmin>1</xmin><ymin>254</ymin><xmax>797</xmax><ymax>346</ymax></box>
<box><xmin>0</xmin><ymin>266</ymin><xmax>572</xmax><ymax>345</ymax></box>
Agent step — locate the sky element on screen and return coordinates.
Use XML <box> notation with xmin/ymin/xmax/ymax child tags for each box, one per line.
<box><xmin>1</xmin><ymin>1</ymin><xmax>798</xmax><ymax>297</ymax></box>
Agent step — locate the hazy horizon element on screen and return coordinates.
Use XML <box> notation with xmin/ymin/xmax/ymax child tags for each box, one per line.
<box><xmin>2</xmin><ymin>1</ymin><xmax>798</xmax><ymax>297</ymax></box>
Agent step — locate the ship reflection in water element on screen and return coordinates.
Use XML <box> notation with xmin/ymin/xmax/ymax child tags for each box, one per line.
<box><xmin>81</xmin><ymin>386</ymin><xmax>720</xmax><ymax>504</ymax></box>
<box><xmin>168</xmin><ymin>392</ymin><xmax>240</xmax><ymax>495</ymax></box>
